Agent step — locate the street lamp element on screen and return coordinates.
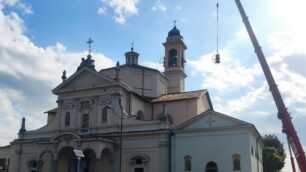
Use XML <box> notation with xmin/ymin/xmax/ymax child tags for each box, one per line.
<box><xmin>74</xmin><ymin>149</ymin><xmax>84</xmax><ymax>172</ymax></box>
<box><xmin>109</xmin><ymin>98</ymin><xmax>134</xmax><ymax>172</ymax></box>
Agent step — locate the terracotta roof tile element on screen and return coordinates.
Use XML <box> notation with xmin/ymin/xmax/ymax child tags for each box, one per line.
<box><xmin>151</xmin><ymin>90</ymin><xmax>206</xmax><ymax>103</ymax></box>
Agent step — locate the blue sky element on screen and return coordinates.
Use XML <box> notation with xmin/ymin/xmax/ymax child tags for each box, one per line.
<box><xmin>1</xmin><ymin>0</ymin><xmax>306</xmax><ymax>170</ymax></box>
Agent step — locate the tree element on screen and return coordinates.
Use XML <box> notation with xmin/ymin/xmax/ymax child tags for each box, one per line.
<box><xmin>262</xmin><ymin>134</ymin><xmax>286</xmax><ymax>172</ymax></box>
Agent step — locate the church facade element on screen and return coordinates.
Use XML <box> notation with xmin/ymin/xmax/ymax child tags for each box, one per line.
<box><xmin>0</xmin><ymin>26</ymin><xmax>263</xmax><ymax>172</ymax></box>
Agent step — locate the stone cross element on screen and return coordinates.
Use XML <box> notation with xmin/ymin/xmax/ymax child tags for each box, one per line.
<box><xmin>86</xmin><ymin>38</ymin><xmax>94</xmax><ymax>55</ymax></box>
<box><xmin>206</xmin><ymin>116</ymin><xmax>215</xmax><ymax>127</ymax></box>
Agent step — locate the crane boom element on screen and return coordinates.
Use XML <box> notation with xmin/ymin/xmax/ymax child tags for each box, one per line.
<box><xmin>234</xmin><ymin>0</ymin><xmax>306</xmax><ymax>171</ymax></box>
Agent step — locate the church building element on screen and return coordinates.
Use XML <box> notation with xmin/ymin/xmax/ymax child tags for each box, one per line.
<box><xmin>0</xmin><ymin>25</ymin><xmax>263</xmax><ymax>172</ymax></box>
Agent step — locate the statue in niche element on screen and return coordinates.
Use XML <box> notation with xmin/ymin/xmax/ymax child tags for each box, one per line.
<box><xmin>79</xmin><ymin>100</ymin><xmax>91</xmax><ymax>113</ymax></box>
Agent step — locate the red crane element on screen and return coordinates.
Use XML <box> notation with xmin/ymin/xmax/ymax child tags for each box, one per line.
<box><xmin>234</xmin><ymin>0</ymin><xmax>306</xmax><ymax>171</ymax></box>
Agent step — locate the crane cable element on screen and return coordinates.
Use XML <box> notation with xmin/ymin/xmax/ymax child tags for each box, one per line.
<box><xmin>213</xmin><ymin>1</ymin><xmax>221</xmax><ymax>64</ymax></box>
<box><xmin>216</xmin><ymin>1</ymin><xmax>219</xmax><ymax>55</ymax></box>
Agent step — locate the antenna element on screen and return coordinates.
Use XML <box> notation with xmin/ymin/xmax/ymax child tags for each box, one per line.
<box><xmin>213</xmin><ymin>1</ymin><xmax>220</xmax><ymax>64</ymax></box>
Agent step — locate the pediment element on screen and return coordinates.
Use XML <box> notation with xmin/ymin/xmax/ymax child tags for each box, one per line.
<box><xmin>53</xmin><ymin>68</ymin><xmax>115</xmax><ymax>93</ymax></box>
<box><xmin>176</xmin><ymin>111</ymin><xmax>250</xmax><ymax>130</ymax></box>
<box><xmin>51</xmin><ymin>132</ymin><xmax>81</xmax><ymax>142</ymax></box>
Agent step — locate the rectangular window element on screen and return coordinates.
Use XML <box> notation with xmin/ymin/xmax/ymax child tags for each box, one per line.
<box><xmin>81</xmin><ymin>114</ymin><xmax>89</xmax><ymax>133</ymax></box>
<box><xmin>102</xmin><ymin>107</ymin><xmax>108</xmax><ymax>123</ymax></box>
<box><xmin>65</xmin><ymin>112</ymin><xmax>70</xmax><ymax>127</ymax></box>
<box><xmin>0</xmin><ymin>159</ymin><xmax>6</xmax><ymax>169</ymax></box>
<box><xmin>135</xmin><ymin>159</ymin><xmax>143</xmax><ymax>165</ymax></box>
<box><xmin>134</xmin><ymin>168</ymin><xmax>144</xmax><ymax>172</ymax></box>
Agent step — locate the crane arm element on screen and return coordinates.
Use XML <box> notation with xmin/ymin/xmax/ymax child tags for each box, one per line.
<box><xmin>234</xmin><ymin>0</ymin><xmax>306</xmax><ymax>171</ymax></box>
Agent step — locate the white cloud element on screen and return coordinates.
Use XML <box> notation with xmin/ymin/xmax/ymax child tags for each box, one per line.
<box><xmin>97</xmin><ymin>6</ymin><xmax>107</xmax><ymax>16</ymax></box>
<box><xmin>99</xmin><ymin>0</ymin><xmax>140</xmax><ymax>24</ymax></box>
<box><xmin>0</xmin><ymin>0</ymin><xmax>33</xmax><ymax>14</ymax></box>
<box><xmin>214</xmin><ymin>82</ymin><xmax>269</xmax><ymax>115</ymax></box>
<box><xmin>188</xmin><ymin>51</ymin><xmax>261</xmax><ymax>91</ymax></box>
<box><xmin>175</xmin><ymin>5</ymin><xmax>182</xmax><ymax>11</ymax></box>
<box><xmin>142</xmin><ymin>61</ymin><xmax>163</xmax><ymax>72</ymax></box>
<box><xmin>0</xmin><ymin>89</ymin><xmax>22</xmax><ymax>145</ymax></box>
<box><xmin>249</xmin><ymin>111</ymin><xmax>270</xmax><ymax>117</ymax></box>
<box><xmin>152</xmin><ymin>0</ymin><xmax>167</xmax><ymax>12</ymax></box>
<box><xmin>0</xmin><ymin>7</ymin><xmax>114</xmax><ymax>85</ymax></box>
<box><xmin>0</xmin><ymin>5</ymin><xmax>115</xmax><ymax>146</ymax></box>
<box><xmin>271</xmin><ymin>0</ymin><xmax>306</xmax><ymax>33</ymax></box>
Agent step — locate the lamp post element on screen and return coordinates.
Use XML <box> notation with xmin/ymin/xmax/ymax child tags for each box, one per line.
<box><xmin>73</xmin><ymin>149</ymin><xmax>84</xmax><ymax>172</ymax></box>
<box><xmin>109</xmin><ymin>98</ymin><xmax>134</xmax><ymax>172</ymax></box>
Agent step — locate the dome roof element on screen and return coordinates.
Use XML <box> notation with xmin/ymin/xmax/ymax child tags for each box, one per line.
<box><xmin>168</xmin><ymin>26</ymin><xmax>180</xmax><ymax>37</ymax></box>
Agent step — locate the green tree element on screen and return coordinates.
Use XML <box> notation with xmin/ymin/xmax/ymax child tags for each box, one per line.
<box><xmin>262</xmin><ymin>134</ymin><xmax>286</xmax><ymax>172</ymax></box>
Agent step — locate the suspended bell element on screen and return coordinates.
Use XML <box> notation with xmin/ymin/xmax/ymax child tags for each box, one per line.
<box><xmin>213</xmin><ymin>53</ymin><xmax>220</xmax><ymax>64</ymax></box>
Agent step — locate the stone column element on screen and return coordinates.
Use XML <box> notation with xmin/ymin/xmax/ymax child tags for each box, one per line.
<box><xmin>52</xmin><ymin>159</ymin><xmax>58</xmax><ymax>172</ymax></box>
<box><xmin>95</xmin><ymin>158</ymin><xmax>100</xmax><ymax>172</ymax></box>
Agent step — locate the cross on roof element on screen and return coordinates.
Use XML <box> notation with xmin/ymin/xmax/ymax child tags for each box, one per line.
<box><xmin>206</xmin><ymin>116</ymin><xmax>215</xmax><ymax>127</ymax></box>
<box><xmin>131</xmin><ymin>41</ymin><xmax>134</xmax><ymax>51</ymax></box>
<box><xmin>173</xmin><ymin>20</ymin><xmax>177</xmax><ymax>26</ymax></box>
<box><xmin>86</xmin><ymin>38</ymin><xmax>94</xmax><ymax>55</ymax></box>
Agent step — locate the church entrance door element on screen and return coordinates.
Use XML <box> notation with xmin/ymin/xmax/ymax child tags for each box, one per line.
<box><xmin>82</xmin><ymin>149</ymin><xmax>96</xmax><ymax>172</ymax></box>
<box><xmin>57</xmin><ymin>147</ymin><xmax>77</xmax><ymax>172</ymax></box>
<box><xmin>205</xmin><ymin>161</ymin><xmax>218</xmax><ymax>172</ymax></box>
<box><xmin>98</xmin><ymin>148</ymin><xmax>112</xmax><ymax>172</ymax></box>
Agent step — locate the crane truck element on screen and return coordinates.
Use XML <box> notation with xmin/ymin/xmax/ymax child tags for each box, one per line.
<box><xmin>234</xmin><ymin>0</ymin><xmax>306</xmax><ymax>171</ymax></box>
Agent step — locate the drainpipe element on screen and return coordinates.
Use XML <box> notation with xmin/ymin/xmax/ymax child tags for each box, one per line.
<box><xmin>151</xmin><ymin>104</ymin><xmax>154</xmax><ymax>120</ymax></box>
<box><xmin>128</xmin><ymin>92</ymin><xmax>131</xmax><ymax>115</ymax></box>
<box><xmin>168</xmin><ymin>131</ymin><xmax>173</xmax><ymax>172</ymax></box>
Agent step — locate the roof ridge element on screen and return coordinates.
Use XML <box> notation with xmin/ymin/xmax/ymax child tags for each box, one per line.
<box><xmin>151</xmin><ymin>89</ymin><xmax>207</xmax><ymax>103</ymax></box>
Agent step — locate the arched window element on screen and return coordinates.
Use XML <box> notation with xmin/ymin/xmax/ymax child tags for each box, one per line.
<box><xmin>102</xmin><ymin>107</ymin><xmax>108</xmax><ymax>123</ymax></box>
<box><xmin>184</xmin><ymin>155</ymin><xmax>192</xmax><ymax>171</ymax></box>
<box><xmin>136</xmin><ymin>111</ymin><xmax>144</xmax><ymax>120</ymax></box>
<box><xmin>205</xmin><ymin>161</ymin><xmax>218</xmax><ymax>172</ymax></box>
<box><xmin>232</xmin><ymin>154</ymin><xmax>241</xmax><ymax>170</ymax></box>
<box><xmin>168</xmin><ymin>49</ymin><xmax>178</xmax><ymax>67</ymax></box>
<box><xmin>65</xmin><ymin>112</ymin><xmax>70</xmax><ymax>127</ymax></box>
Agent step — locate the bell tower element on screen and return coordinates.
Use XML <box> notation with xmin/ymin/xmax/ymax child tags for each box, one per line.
<box><xmin>163</xmin><ymin>24</ymin><xmax>187</xmax><ymax>93</ymax></box>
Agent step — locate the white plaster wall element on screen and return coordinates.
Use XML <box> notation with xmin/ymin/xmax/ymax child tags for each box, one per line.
<box><xmin>197</xmin><ymin>94</ymin><xmax>211</xmax><ymax>114</ymax></box>
<box><xmin>172</xmin><ymin>130</ymin><xmax>253</xmax><ymax>172</ymax></box>
<box><xmin>102</xmin><ymin>67</ymin><xmax>166</xmax><ymax>98</ymax></box>
<box><xmin>249</xmin><ymin>131</ymin><xmax>263</xmax><ymax>172</ymax></box>
<box><xmin>130</xmin><ymin>94</ymin><xmax>150</xmax><ymax>120</ymax></box>
<box><xmin>122</xmin><ymin>133</ymin><xmax>169</xmax><ymax>172</ymax></box>
<box><xmin>157</xmin><ymin>76</ymin><xmax>167</xmax><ymax>95</ymax></box>
<box><xmin>152</xmin><ymin>99</ymin><xmax>198</xmax><ymax>127</ymax></box>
